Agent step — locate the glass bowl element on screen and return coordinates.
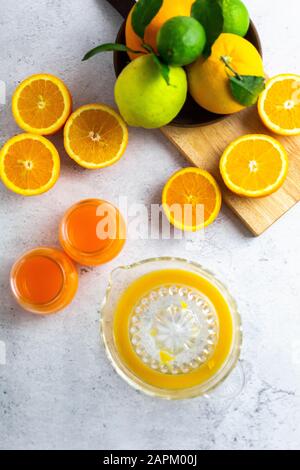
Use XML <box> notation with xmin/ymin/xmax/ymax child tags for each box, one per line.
<box><xmin>101</xmin><ymin>257</ymin><xmax>243</xmax><ymax>399</ymax></box>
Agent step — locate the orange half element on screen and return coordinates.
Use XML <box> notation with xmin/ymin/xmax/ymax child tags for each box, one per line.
<box><xmin>162</xmin><ymin>168</ymin><xmax>222</xmax><ymax>231</ymax></box>
<box><xmin>12</xmin><ymin>74</ymin><xmax>72</xmax><ymax>135</ymax></box>
<box><xmin>258</xmin><ymin>74</ymin><xmax>300</xmax><ymax>136</ymax></box>
<box><xmin>220</xmin><ymin>134</ymin><xmax>288</xmax><ymax>198</ymax></box>
<box><xmin>0</xmin><ymin>134</ymin><xmax>60</xmax><ymax>196</ymax></box>
<box><xmin>63</xmin><ymin>104</ymin><xmax>128</xmax><ymax>169</ymax></box>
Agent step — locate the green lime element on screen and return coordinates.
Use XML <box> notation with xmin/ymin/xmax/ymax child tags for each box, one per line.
<box><xmin>221</xmin><ymin>0</ymin><xmax>250</xmax><ymax>37</ymax></box>
<box><xmin>114</xmin><ymin>55</ymin><xmax>187</xmax><ymax>129</ymax></box>
<box><xmin>157</xmin><ymin>16</ymin><xmax>207</xmax><ymax>67</ymax></box>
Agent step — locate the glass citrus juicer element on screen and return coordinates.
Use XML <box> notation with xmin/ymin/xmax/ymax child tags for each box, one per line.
<box><xmin>101</xmin><ymin>257</ymin><xmax>243</xmax><ymax>399</ymax></box>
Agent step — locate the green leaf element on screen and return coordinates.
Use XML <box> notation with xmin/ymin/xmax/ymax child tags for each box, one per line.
<box><xmin>82</xmin><ymin>43</ymin><xmax>143</xmax><ymax>61</ymax></box>
<box><xmin>230</xmin><ymin>75</ymin><xmax>266</xmax><ymax>106</ymax></box>
<box><xmin>151</xmin><ymin>54</ymin><xmax>170</xmax><ymax>85</ymax></box>
<box><xmin>132</xmin><ymin>0</ymin><xmax>163</xmax><ymax>39</ymax></box>
<box><xmin>191</xmin><ymin>0</ymin><xmax>224</xmax><ymax>56</ymax></box>
<box><xmin>220</xmin><ymin>56</ymin><xmax>265</xmax><ymax>106</ymax></box>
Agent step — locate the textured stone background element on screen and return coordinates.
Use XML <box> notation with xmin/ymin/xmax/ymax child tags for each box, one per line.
<box><xmin>0</xmin><ymin>0</ymin><xmax>299</xmax><ymax>450</ymax></box>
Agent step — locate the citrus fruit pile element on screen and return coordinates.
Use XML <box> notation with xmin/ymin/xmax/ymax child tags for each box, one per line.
<box><xmin>84</xmin><ymin>0</ymin><xmax>264</xmax><ymax>127</ymax></box>
<box><xmin>0</xmin><ymin>74</ymin><xmax>128</xmax><ymax>196</ymax></box>
<box><xmin>82</xmin><ymin>0</ymin><xmax>299</xmax><ymax>144</ymax></box>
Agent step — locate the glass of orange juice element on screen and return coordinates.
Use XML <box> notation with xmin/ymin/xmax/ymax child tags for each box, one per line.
<box><xmin>10</xmin><ymin>247</ymin><xmax>78</xmax><ymax>315</ymax></box>
<box><xmin>101</xmin><ymin>257</ymin><xmax>243</xmax><ymax>399</ymax></box>
<box><xmin>59</xmin><ymin>199</ymin><xmax>126</xmax><ymax>266</ymax></box>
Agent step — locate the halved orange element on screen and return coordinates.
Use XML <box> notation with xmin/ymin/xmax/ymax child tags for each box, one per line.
<box><xmin>63</xmin><ymin>104</ymin><xmax>128</xmax><ymax>169</ymax></box>
<box><xmin>0</xmin><ymin>134</ymin><xmax>60</xmax><ymax>196</ymax></box>
<box><xmin>162</xmin><ymin>168</ymin><xmax>222</xmax><ymax>231</ymax></box>
<box><xmin>258</xmin><ymin>74</ymin><xmax>300</xmax><ymax>136</ymax></box>
<box><xmin>12</xmin><ymin>74</ymin><xmax>72</xmax><ymax>135</ymax></box>
<box><xmin>220</xmin><ymin>134</ymin><xmax>288</xmax><ymax>198</ymax></box>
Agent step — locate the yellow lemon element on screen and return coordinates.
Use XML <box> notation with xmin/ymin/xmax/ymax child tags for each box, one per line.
<box><xmin>187</xmin><ymin>33</ymin><xmax>264</xmax><ymax>115</ymax></box>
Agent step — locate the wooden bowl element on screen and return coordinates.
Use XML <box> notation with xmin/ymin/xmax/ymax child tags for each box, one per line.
<box><xmin>113</xmin><ymin>21</ymin><xmax>262</xmax><ymax>128</ymax></box>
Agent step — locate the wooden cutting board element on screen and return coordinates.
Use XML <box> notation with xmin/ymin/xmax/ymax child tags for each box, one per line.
<box><xmin>162</xmin><ymin>106</ymin><xmax>300</xmax><ymax>236</ymax></box>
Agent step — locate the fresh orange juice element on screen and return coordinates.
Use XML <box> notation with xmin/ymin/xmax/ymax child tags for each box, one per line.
<box><xmin>10</xmin><ymin>247</ymin><xmax>78</xmax><ymax>314</ymax></box>
<box><xmin>113</xmin><ymin>268</ymin><xmax>236</xmax><ymax>391</ymax></box>
<box><xmin>59</xmin><ymin>199</ymin><xmax>126</xmax><ymax>266</ymax></box>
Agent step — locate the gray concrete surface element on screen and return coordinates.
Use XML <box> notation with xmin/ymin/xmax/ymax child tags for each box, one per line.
<box><xmin>0</xmin><ymin>0</ymin><xmax>299</xmax><ymax>450</ymax></box>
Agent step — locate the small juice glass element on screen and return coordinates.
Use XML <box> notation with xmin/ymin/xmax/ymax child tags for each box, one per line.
<box><xmin>59</xmin><ymin>199</ymin><xmax>126</xmax><ymax>266</ymax></box>
<box><xmin>10</xmin><ymin>247</ymin><xmax>78</xmax><ymax>315</ymax></box>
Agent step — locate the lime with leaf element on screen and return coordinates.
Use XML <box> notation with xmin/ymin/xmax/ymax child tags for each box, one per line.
<box><xmin>192</xmin><ymin>0</ymin><xmax>250</xmax><ymax>56</ymax></box>
<box><xmin>157</xmin><ymin>16</ymin><xmax>207</xmax><ymax>66</ymax></box>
